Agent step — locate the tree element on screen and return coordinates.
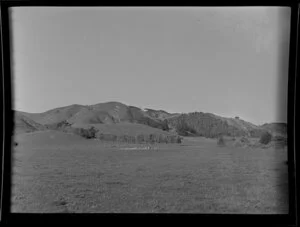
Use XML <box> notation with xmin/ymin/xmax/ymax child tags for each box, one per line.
<box><xmin>177</xmin><ymin>136</ymin><xmax>183</xmax><ymax>143</ymax></box>
<box><xmin>159</xmin><ymin>134</ymin><xmax>166</xmax><ymax>143</ymax></box>
<box><xmin>89</xmin><ymin>127</ymin><xmax>98</xmax><ymax>138</ymax></box>
<box><xmin>259</xmin><ymin>131</ymin><xmax>272</xmax><ymax>145</ymax></box>
<box><xmin>111</xmin><ymin>134</ymin><xmax>117</xmax><ymax>143</ymax></box>
<box><xmin>76</xmin><ymin>127</ymin><xmax>98</xmax><ymax>139</ymax></box>
<box><xmin>162</xmin><ymin>120</ymin><xmax>169</xmax><ymax>131</ymax></box>
<box><xmin>217</xmin><ymin>135</ymin><xmax>225</xmax><ymax>146</ymax></box>
<box><xmin>130</xmin><ymin>136</ymin><xmax>136</xmax><ymax>144</ymax></box>
<box><xmin>170</xmin><ymin>135</ymin><xmax>177</xmax><ymax>143</ymax></box>
<box><xmin>149</xmin><ymin>134</ymin><xmax>158</xmax><ymax>144</ymax></box>
<box><xmin>137</xmin><ymin>134</ymin><xmax>145</xmax><ymax>144</ymax></box>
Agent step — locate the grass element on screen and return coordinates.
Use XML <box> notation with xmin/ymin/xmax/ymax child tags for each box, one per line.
<box><xmin>11</xmin><ymin>131</ymin><xmax>288</xmax><ymax>213</ymax></box>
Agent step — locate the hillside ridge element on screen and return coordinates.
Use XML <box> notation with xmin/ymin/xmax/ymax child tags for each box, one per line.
<box><xmin>14</xmin><ymin>101</ymin><xmax>287</xmax><ymax>138</ymax></box>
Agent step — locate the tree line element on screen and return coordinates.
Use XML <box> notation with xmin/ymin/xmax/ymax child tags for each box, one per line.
<box><xmin>72</xmin><ymin>126</ymin><xmax>182</xmax><ymax>144</ymax></box>
<box><xmin>44</xmin><ymin>120</ymin><xmax>182</xmax><ymax>143</ymax></box>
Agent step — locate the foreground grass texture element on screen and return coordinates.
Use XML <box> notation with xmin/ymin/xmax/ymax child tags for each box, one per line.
<box><xmin>11</xmin><ymin>130</ymin><xmax>288</xmax><ymax>213</ymax></box>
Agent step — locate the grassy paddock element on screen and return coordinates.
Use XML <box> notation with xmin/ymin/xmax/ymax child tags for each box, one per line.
<box><xmin>11</xmin><ymin>131</ymin><xmax>288</xmax><ymax>213</ymax></box>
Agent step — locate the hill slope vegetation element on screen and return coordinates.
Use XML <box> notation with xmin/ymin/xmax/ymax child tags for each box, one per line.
<box><xmin>14</xmin><ymin>101</ymin><xmax>286</xmax><ymax>142</ymax></box>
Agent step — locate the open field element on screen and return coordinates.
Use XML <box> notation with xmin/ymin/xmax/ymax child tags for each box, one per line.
<box><xmin>11</xmin><ymin>130</ymin><xmax>288</xmax><ymax>213</ymax></box>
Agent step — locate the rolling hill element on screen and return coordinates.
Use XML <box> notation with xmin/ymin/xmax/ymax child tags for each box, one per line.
<box><xmin>17</xmin><ymin>102</ymin><xmax>170</xmax><ymax>132</ymax></box>
<box><xmin>166</xmin><ymin>112</ymin><xmax>266</xmax><ymax>138</ymax></box>
<box><xmin>14</xmin><ymin>112</ymin><xmax>45</xmax><ymax>134</ymax></box>
<box><xmin>261</xmin><ymin>123</ymin><xmax>287</xmax><ymax>136</ymax></box>
<box><xmin>14</xmin><ymin>101</ymin><xmax>286</xmax><ymax>139</ymax></box>
<box><xmin>18</xmin><ymin>104</ymin><xmax>85</xmax><ymax>125</ymax></box>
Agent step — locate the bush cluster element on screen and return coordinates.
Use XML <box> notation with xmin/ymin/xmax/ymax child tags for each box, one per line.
<box><xmin>217</xmin><ymin>136</ymin><xmax>225</xmax><ymax>146</ymax></box>
<box><xmin>259</xmin><ymin>131</ymin><xmax>272</xmax><ymax>145</ymax></box>
<box><xmin>45</xmin><ymin>120</ymin><xmax>72</xmax><ymax>130</ymax></box>
<box><xmin>96</xmin><ymin>133</ymin><xmax>182</xmax><ymax>144</ymax></box>
<box><xmin>70</xmin><ymin>126</ymin><xmax>182</xmax><ymax>144</ymax></box>
<box><xmin>73</xmin><ymin>127</ymin><xmax>98</xmax><ymax>139</ymax></box>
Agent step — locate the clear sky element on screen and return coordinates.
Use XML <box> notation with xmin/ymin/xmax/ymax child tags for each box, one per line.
<box><xmin>10</xmin><ymin>7</ymin><xmax>291</xmax><ymax>125</ymax></box>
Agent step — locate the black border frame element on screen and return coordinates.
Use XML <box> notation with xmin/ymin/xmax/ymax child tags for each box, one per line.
<box><xmin>0</xmin><ymin>1</ymin><xmax>299</xmax><ymax>226</ymax></box>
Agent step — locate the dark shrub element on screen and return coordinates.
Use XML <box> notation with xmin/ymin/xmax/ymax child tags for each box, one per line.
<box><xmin>128</xmin><ymin>136</ymin><xmax>135</xmax><ymax>143</ymax></box>
<box><xmin>161</xmin><ymin>120</ymin><xmax>169</xmax><ymax>131</ymax></box>
<box><xmin>240</xmin><ymin>136</ymin><xmax>250</xmax><ymax>143</ymax></box>
<box><xmin>90</xmin><ymin>126</ymin><xmax>98</xmax><ymax>136</ymax></box>
<box><xmin>112</xmin><ymin>134</ymin><xmax>118</xmax><ymax>142</ymax></box>
<box><xmin>46</xmin><ymin>120</ymin><xmax>72</xmax><ymax>131</ymax></box>
<box><xmin>170</xmin><ymin>136</ymin><xmax>177</xmax><ymax>143</ymax></box>
<box><xmin>149</xmin><ymin>134</ymin><xmax>155</xmax><ymax>144</ymax></box>
<box><xmin>130</xmin><ymin>136</ymin><xmax>136</xmax><ymax>144</ymax></box>
<box><xmin>165</xmin><ymin>135</ymin><xmax>171</xmax><ymax>143</ymax></box>
<box><xmin>217</xmin><ymin>136</ymin><xmax>225</xmax><ymax>146</ymax></box>
<box><xmin>122</xmin><ymin>135</ymin><xmax>128</xmax><ymax>143</ymax></box>
<box><xmin>75</xmin><ymin>127</ymin><xmax>98</xmax><ymax>139</ymax></box>
<box><xmin>158</xmin><ymin>134</ymin><xmax>166</xmax><ymax>143</ymax></box>
<box><xmin>190</xmin><ymin>128</ymin><xmax>197</xmax><ymax>134</ymax></box>
<box><xmin>154</xmin><ymin>134</ymin><xmax>160</xmax><ymax>143</ymax></box>
<box><xmin>143</xmin><ymin>134</ymin><xmax>150</xmax><ymax>143</ymax></box>
<box><xmin>82</xmin><ymin>129</ymin><xmax>92</xmax><ymax>139</ymax></box>
<box><xmin>177</xmin><ymin>136</ymin><xmax>183</xmax><ymax>143</ymax></box>
<box><xmin>259</xmin><ymin>131</ymin><xmax>272</xmax><ymax>145</ymax></box>
<box><xmin>57</xmin><ymin>120</ymin><xmax>72</xmax><ymax>128</ymax></box>
<box><xmin>83</xmin><ymin>127</ymin><xmax>97</xmax><ymax>139</ymax></box>
<box><xmin>137</xmin><ymin>134</ymin><xmax>145</xmax><ymax>143</ymax></box>
<box><xmin>117</xmin><ymin>135</ymin><xmax>125</xmax><ymax>143</ymax></box>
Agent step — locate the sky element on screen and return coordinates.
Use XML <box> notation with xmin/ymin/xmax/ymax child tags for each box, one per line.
<box><xmin>10</xmin><ymin>7</ymin><xmax>291</xmax><ymax>125</ymax></box>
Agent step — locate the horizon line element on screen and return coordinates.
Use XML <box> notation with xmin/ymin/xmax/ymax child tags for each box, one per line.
<box><xmin>13</xmin><ymin>100</ymin><xmax>287</xmax><ymax>126</ymax></box>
